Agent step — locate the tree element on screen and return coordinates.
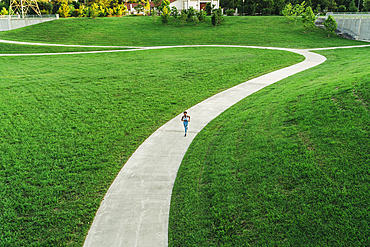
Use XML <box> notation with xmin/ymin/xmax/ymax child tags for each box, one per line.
<box><xmin>89</xmin><ymin>3</ymin><xmax>99</xmax><ymax>18</ymax></box>
<box><xmin>58</xmin><ymin>1</ymin><xmax>71</xmax><ymax>17</ymax></box>
<box><xmin>152</xmin><ymin>0</ymin><xmax>161</xmax><ymax>11</ymax></box>
<box><xmin>187</xmin><ymin>6</ymin><xmax>195</xmax><ymax>20</ymax></box>
<box><xmin>348</xmin><ymin>0</ymin><xmax>358</xmax><ymax>11</ymax></box>
<box><xmin>205</xmin><ymin>2</ymin><xmax>212</xmax><ymax>15</ymax></box>
<box><xmin>302</xmin><ymin>6</ymin><xmax>316</xmax><ymax>32</ymax></box>
<box><xmin>180</xmin><ymin>9</ymin><xmax>187</xmax><ymax>26</ymax></box>
<box><xmin>323</xmin><ymin>15</ymin><xmax>337</xmax><ymax>37</ymax></box>
<box><xmin>197</xmin><ymin>9</ymin><xmax>206</xmax><ymax>21</ymax></box>
<box><xmin>0</xmin><ymin>7</ymin><xmax>9</xmax><ymax>15</ymax></box>
<box><xmin>282</xmin><ymin>3</ymin><xmax>294</xmax><ymax>22</ymax></box>
<box><xmin>293</xmin><ymin>1</ymin><xmax>305</xmax><ymax>25</ymax></box>
<box><xmin>160</xmin><ymin>0</ymin><xmax>170</xmax><ymax>25</ymax></box>
<box><xmin>364</xmin><ymin>0</ymin><xmax>370</xmax><ymax>11</ymax></box>
<box><xmin>134</xmin><ymin>2</ymin><xmax>144</xmax><ymax>14</ymax></box>
<box><xmin>192</xmin><ymin>14</ymin><xmax>199</xmax><ymax>25</ymax></box>
<box><xmin>337</xmin><ymin>4</ymin><xmax>346</xmax><ymax>11</ymax></box>
<box><xmin>144</xmin><ymin>0</ymin><xmax>150</xmax><ymax>15</ymax></box>
<box><xmin>171</xmin><ymin>6</ymin><xmax>178</xmax><ymax>18</ymax></box>
<box><xmin>152</xmin><ymin>0</ymin><xmax>161</xmax><ymax>22</ymax></box>
<box><xmin>211</xmin><ymin>7</ymin><xmax>223</xmax><ymax>26</ymax></box>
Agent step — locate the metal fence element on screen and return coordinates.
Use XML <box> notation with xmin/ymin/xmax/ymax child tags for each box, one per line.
<box><xmin>0</xmin><ymin>14</ymin><xmax>58</xmax><ymax>19</ymax></box>
<box><xmin>326</xmin><ymin>12</ymin><xmax>370</xmax><ymax>19</ymax></box>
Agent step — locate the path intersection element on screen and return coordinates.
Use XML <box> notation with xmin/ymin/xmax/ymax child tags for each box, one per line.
<box><xmin>2</xmin><ymin>40</ymin><xmax>370</xmax><ymax>246</ymax></box>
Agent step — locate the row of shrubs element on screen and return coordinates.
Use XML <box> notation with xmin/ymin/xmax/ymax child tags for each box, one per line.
<box><xmin>0</xmin><ymin>0</ymin><xmax>131</xmax><ymax>17</ymax></box>
<box><xmin>57</xmin><ymin>2</ymin><xmax>128</xmax><ymax>18</ymax></box>
<box><xmin>158</xmin><ymin>4</ymin><xmax>224</xmax><ymax>26</ymax></box>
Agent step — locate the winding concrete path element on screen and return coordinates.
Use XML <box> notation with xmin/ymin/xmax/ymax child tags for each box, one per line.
<box><xmin>81</xmin><ymin>48</ymin><xmax>326</xmax><ymax>247</ymax></box>
<box><xmin>1</xmin><ymin>40</ymin><xmax>369</xmax><ymax>246</ymax></box>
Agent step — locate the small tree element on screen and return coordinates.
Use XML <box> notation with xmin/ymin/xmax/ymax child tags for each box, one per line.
<box><xmin>205</xmin><ymin>2</ymin><xmax>212</xmax><ymax>15</ymax></box>
<box><xmin>151</xmin><ymin>0</ymin><xmax>160</xmax><ymax>22</ymax></box>
<box><xmin>171</xmin><ymin>6</ymin><xmax>178</xmax><ymax>19</ymax></box>
<box><xmin>226</xmin><ymin>9</ymin><xmax>235</xmax><ymax>16</ymax></box>
<box><xmin>134</xmin><ymin>3</ymin><xmax>144</xmax><ymax>14</ymax></box>
<box><xmin>211</xmin><ymin>7</ymin><xmax>223</xmax><ymax>26</ymax></box>
<box><xmin>293</xmin><ymin>1</ymin><xmax>305</xmax><ymax>25</ymax></box>
<box><xmin>197</xmin><ymin>9</ymin><xmax>206</xmax><ymax>21</ymax></box>
<box><xmin>144</xmin><ymin>0</ymin><xmax>150</xmax><ymax>15</ymax></box>
<box><xmin>180</xmin><ymin>9</ymin><xmax>187</xmax><ymax>26</ymax></box>
<box><xmin>364</xmin><ymin>0</ymin><xmax>370</xmax><ymax>11</ymax></box>
<box><xmin>337</xmin><ymin>5</ymin><xmax>346</xmax><ymax>11</ymax></box>
<box><xmin>302</xmin><ymin>6</ymin><xmax>316</xmax><ymax>32</ymax></box>
<box><xmin>323</xmin><ymin>15</ymin><xmax>337</xmax><ymax>37</ymax></box>
<box><xmin>282</xmin><ymin>3</ymin><xmax>294</xmax><ymax>22</ymax></box>
<box><xmin>348</xmin><ymin>0</ymin><xmax>358</xmax><ymax>12</ymax></box>
<box><xmin>0</xmin><ymin>7</ymin><xmax>9</xmax><ymax>15</ymax></box>
<box><xmin>107</xmin><ymin>7</ymin><xmax>113</xmax><ymax>16</ymax></box>
<box><xmin>90</xmin><ymin>3</ymin><xmax>99</xmax><ymax>18</ymax></box>
<box><xmin>192</xmin><ymin>14</ymin><xmax>199</xmax><ymax>25</ymax></box>
<box><xmin>187</xmin><ymin>6</ymin><xmax>195</xmax><ymax>20</ymax></box>
<box><xmin>160</xmin><ymin>0</ymin><xmax>170</xmax><ymax>25</ymax></box>
<box><xmin>113</xmin><ymin>4</ymin><xmax>127</xmax><ymax>16</ymax></box>
<box><xmin>58</xmin><ymin>1</ymin><xmax>71</xmax><ymax>18</ymax></box>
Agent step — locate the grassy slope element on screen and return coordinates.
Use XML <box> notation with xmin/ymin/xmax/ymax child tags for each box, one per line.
<box><xmin>169</xmin><ymin>47</ymin><xmax>370</xmax><ymax>246</ymax></box>
<box><xmin>0</xmin><ymin>16</ymin><xmax>367</xmax><ymax>48</ymax></box>
<box><xmin>0</xmin><ymin>43</ymin><xmax>128</xmax><ymax>54</ymax></box>
<box><xmin>0</xmin><ymin>47</ymin><xmax>302</xmax><ymax>246</ymax></box>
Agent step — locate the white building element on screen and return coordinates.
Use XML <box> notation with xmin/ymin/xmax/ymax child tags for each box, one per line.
<box><xmin>169</xmin><ymin>0</ymin><xmax>219</xmax><ymax>11</ymax></box>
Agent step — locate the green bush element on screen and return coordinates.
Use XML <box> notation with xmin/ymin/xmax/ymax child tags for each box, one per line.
<box><xmin>226</xmin><ymin>9</ymin><xmax>235</xmax><ymax>16</ymax></box>
<box><xmin>187</xmin><ymin>6</ymin><xmax>195</xmax><ymax>20</ymax></box>
<box><xmin>323</xmin><ymin>15</ymin><xmax>337</xmax><ymax>37</ymax></box>
<box><xmin>348</xmin><ymin>0</ymin><xmax>358</xmax><ymax>11</ymax></box>
<box><xmin>211</xmin><ymin>7</ymin><xmax>223</xmax><ymax>26</ymax></box>
<box><xmin>39</xmin><ymin>1</ymin><xmax>53</xmax><ymax>14</ymax></box>
<box><xmin>282</xmin><ymin>3</ymin><xmax>294</xmax><ymax>22</ymax></box>
<box><xmin>338</xmin><ymin>5</ymin><xmax>346</xmax><ymax>12</ymax></box>
<box><xmin>180</xmin><ymin>9</ymin><xmax>187</xmax><ymax>26</ymax></box>
<box><xmin>364</xmin><ymin>0</ymin><xmax>370</xmax><ymax>11</ymax></box>
<box><xmin>302</xmin><ymin>6</ymin><xmax>316</xmax><ymax>32</ymax></box>
<box><xmin>171</xmin><ymin>6</ymin><xmax>178</xmax><ymax>18</ymax></box>
<box><xmin>160</xmin><ymin>0</ymin><xmax>170</xmax><ymax>25</ymax></box>
<box><xmin>0</xmin><ymin>6</ymin><xmax>8</xmax><ymax>15</ymax></box>
<box><xmin>89</xmin><ymin>3</ymin><xmax>99</xmax><ymax>18</ymax></box>
<box><xmin>192</xmin><ymin>14</ymin><xmax>199</xmax><ymax>25</ymax></box>
<box><xmin>205</xmin><ymin>2</ymin><xmax>212</xmax><ymax>15</ymax></box>
<box><xmin>57</xmin><ymin>2</ymin><xmax>71</xmax><ymax>18</ymax></box>
<box><xmin>196</xmin><ymin>9</ymin><xmax>206</xmax><ymax>21</ymax></box>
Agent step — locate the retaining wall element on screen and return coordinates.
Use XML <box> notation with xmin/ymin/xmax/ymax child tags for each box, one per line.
<box><xmin>0</xmin><ymin>15</ymin><xmax>59</xmax><ymax>32</ymax></box>
<box><xmin>327</xmin><ymin>13</ymin><xmax>370</xmax><ymax>41</ymax></box>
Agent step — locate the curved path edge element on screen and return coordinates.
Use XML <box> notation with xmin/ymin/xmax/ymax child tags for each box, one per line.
<box><xmin>83</xmin><ymin>48</ymin><xmax>327</xmax><ymax>247</ymax></box>
<box><xmin>1</xmin><ymin>39</ymin><xmax>369</xmax><ymax>246</ymax></box>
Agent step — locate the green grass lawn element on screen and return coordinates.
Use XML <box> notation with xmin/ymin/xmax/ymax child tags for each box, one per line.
<box><xmin>0</xmin><ymin>16</ymin><xmax>367</xmax><ymax>48</ymax></box>
<box><xmin>169</xmin><ymin>47</ymin><xmax>370</xmax><ymax>246</ymax></box>
<box><xmin>0</xmin><ymin>43</ymin><xmax>128</xmax><ymax>54</ymax></box>
<box><xmin>0</xmin><ymin>47</ymin><xmax>302</xmax><ymax>246</ymax></box>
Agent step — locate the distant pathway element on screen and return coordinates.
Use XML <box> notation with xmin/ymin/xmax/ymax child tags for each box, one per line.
<box><xmin>1</xmin><ymin>39</ymin><xmax>370</xmax><ymax>246</ymax></box>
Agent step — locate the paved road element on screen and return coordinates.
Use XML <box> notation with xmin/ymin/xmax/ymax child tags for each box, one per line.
<box><xmin>2</xmin><ymin>40</ymin><xmax>369</xmax><ymax>246</ymax></box>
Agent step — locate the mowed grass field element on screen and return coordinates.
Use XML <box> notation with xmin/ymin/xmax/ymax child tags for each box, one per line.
<box><xmin>169</xmin><ymin>47</ymin><xmax>370</xmax><ymax>246</ymax></box>
<box><xmin>0</xmin><ymin>16</ymin><xmax>367</xmax><ymax>246</ymax></box>
<box><xmin>0</xmin><ymin>43</ymin><xmax>128</xmax><ymax>54</ymax></box>
<box><xmin>0</xmin><ymin>47</ymin><xmax>302</xmax><ymax>246</ymax></box>
<box><xmin>0</xmin><ymin>16</ymin><xmax>367</xmax><ymax>48</ymax></box>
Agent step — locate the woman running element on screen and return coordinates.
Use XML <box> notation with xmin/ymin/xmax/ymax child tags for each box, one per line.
<box><xmin>181</xmin><ymin>111</ymin><xmax>190</xmax><ymax>137</ymax></box>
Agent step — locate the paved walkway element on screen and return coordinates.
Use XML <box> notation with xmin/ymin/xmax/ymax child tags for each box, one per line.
<box><xmin>82</xmin><ymin>48</ymin><xmax>327</xmax><ymax>247</ymax></box>
<box><xmin>1</xmin><ymin>40</ymin><xmax>369</xmax><ymax>246</ymax></box>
